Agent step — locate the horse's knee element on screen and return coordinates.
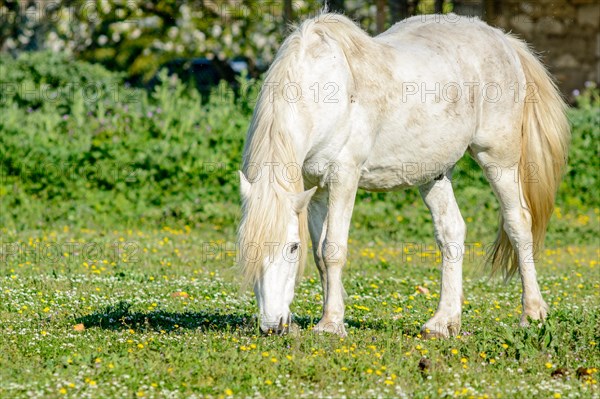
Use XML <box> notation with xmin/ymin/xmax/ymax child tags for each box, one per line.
<box><xmin>437</xmin><ymin>215</ymin><xmax>466</xmax><ymax>247</ymax></box>
<box><xmin>503</xmin><ymin>208</ymin><xmax>533</xmax><ymax>243</ymax></box>
<box><xmin>323</xmin><ymin>242</ymin><xmax>347</xmax><ymax>268</ymax></box>
<box><xmin>452</xmin><ymin>217</ymin><xmax>467</xmax><ymax>241</ymax></box>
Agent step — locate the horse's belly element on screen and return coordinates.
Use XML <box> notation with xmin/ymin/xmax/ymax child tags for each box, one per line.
<box><xmin>358</xmin><ymin>161</ymin><xmax>447</xmax><ymax>191</ymax></box>
<box><xmin>358</xmin><ymin>128</ymin><xmax>470</xmax><ymax>191</ymax></box>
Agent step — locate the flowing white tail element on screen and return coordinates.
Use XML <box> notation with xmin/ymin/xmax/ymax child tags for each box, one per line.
<box><xmin>490</xmin><ymin>36</ymin><xmax>571</xmax><ymax>279</ymax></box>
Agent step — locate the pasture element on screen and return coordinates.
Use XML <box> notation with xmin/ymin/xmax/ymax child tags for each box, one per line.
<box><xmin>1</xmin><ymin>227</ymin><xmax>598</xmax><ymax>398</ymax></box>
<box><xmin>0</xmin><ymin>53</ymin><xmax>599</xmax><ymax>398</ymax></box>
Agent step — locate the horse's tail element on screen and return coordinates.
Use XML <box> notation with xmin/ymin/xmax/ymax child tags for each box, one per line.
<box><xmin>491</xmin><ymin>36</ymin><xmax>570</xmax><ymax>279</ymax></box>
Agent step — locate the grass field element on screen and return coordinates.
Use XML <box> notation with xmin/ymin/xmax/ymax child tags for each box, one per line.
<box><xmin>1</xmin><ymin>223</ymin><xmax>598</xmax><ymax>398</ymax></box>
<box><xmin>1</xmin><ymin>54</ymin><xmax>598</xmax><ymax>398</ymax></box>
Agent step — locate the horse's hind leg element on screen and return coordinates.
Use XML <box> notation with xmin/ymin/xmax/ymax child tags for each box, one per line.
<box><xmin>474</xmin><ymin>151</ymin><xmax>548</xmax><ymax>326</ymax></box>
<box><xmin>418</xmin><ymin>170</ymin><xmax>466</xmax><ymax>338</ymax></box>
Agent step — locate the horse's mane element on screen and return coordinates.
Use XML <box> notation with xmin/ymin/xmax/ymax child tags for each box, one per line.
<box><xmin>238</xmin><ymin>13</ymin><xmax>383</xmax><ymax>286</ymax></box>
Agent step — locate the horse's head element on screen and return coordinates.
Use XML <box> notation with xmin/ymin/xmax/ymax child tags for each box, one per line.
<box><xmin>238</xmin><ymin>171</ymin><xmax>316</xmax><ymax>334</ymax></box>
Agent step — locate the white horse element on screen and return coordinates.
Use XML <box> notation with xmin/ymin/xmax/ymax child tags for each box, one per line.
<box><xmin>237</xmin><ymin>13</ymin><xmax>569</xmax><ymax>337</ymax></box>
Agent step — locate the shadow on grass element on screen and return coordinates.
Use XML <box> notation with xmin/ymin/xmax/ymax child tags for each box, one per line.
<box><xmin>76</xmin><ymin>301</ymin><xmax>258</xmax><ymax>333</ymax></box>
<box><xmin>76</xmin><ymin>301</ymin><xmax>417</xmax><ymax>336</ymax></box>
<box><xmin>293</xmin><ymin>315</ymin><xmax>409</xmax><ymax>333</ymax></box>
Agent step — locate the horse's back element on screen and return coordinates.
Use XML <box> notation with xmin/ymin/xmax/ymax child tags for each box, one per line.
<box><xmin>377</xmin><ymin>14</ymin><xmax>521</xmax><ymax>82</ymax></box>
<box><xmin>379</xmin><ymin>14</ymin><xmax>527</xmax><ymax>162</ymax></box>
<box><xmin>358</xmin><ymin>15</ymin><xmax>525</xmax><ymax>191</ymax></box>
<box><xmin>378</xmin><ymin>14</ymin><xmax>508</xmax><ymax>49</ymax></box>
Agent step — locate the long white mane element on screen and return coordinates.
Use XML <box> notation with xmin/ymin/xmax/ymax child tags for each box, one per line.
<box><xmin>237</xmin><ymin>13</ymin><xmax>379</xmax><ymax>285</ymax></box>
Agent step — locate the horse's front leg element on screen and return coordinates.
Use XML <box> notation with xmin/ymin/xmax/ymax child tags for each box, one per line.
<box><xmin>312</xmin><ymin>170</ymin><xmax>359</xmax><ymax>337</ymax></box>
<box><xmin>418</xmin><ymin>172</ymin><xmax>466</xmax><ymax>338</ymax></box>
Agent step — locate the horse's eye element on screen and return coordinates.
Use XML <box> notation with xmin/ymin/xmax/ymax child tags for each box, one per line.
<box><xmin>290</xmin><ymin>243</ymin><xmax>299</xmax><ymax>253</ymax></box>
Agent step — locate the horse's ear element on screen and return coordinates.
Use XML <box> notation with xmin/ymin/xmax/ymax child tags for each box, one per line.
<box><xmin>290</xmin><ymin>186</ymin><xmax>317</xmax><ymax>213</ymax></box>
<box><xmin>239</xmin><ymin>171</ymin><xmax>252</xmax><ymax>199</ymax></box>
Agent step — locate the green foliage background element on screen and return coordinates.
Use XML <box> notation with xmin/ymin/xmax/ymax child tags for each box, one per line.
<box><xmin>0</xmin><ymin>52</ymin><xmax>598</xmax><ymax>246</ymax></box>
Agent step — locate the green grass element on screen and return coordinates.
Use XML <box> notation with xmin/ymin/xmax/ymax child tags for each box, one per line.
<box><xmin>1</xmin><ymin>53</ymin><xmax>598</xmax><ymax>398</ymax></box>
<box><xmin>1</xmin><ymin>225</ymin><xmax>598</xmax><ymax>398</ymax></box>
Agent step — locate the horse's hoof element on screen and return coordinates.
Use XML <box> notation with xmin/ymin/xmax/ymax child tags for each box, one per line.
<box><xmin>520</xmin><ymin>300</ymin><xmax>548</xmax><ymax>327</ymax></box>
<box><xmin>313</xmin><ymin>320</ymin><xmax>347</xmax><ymax>337</ymax></box>
<box><xmin>421</xmin><ymin>328</ymin><xmax>448</xmax><ymax>340</ymax></box>
<box><xmin>421</xmin><ymin>316</ymin><xmax>461</xmax><ymax>339</ymax></box>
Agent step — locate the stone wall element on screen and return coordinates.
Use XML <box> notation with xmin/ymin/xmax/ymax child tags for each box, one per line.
<box><xmin>457</xmin><ymin>0</ymin><xmax>599</xmax><ymax>99</ymax></box>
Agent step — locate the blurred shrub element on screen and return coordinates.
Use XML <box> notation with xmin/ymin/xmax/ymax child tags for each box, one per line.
<box><xmin>0</xmin><ymin>0</ymin><xmax>323</xmax><ymax>81</ymax></box>
<box><xmin>0</xmin><ymin>52</ymin><xmax>254</xmax><ymax>229</ymax></box>
<box><xmin>564</xmin><ymin>82</ymin><xmax>600</xmax><ymax>210</ymax></box>
<box><xmin>0</xmin><ymin>51</ymin><xmax>126</xmax><ymax>112</ymax></box>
